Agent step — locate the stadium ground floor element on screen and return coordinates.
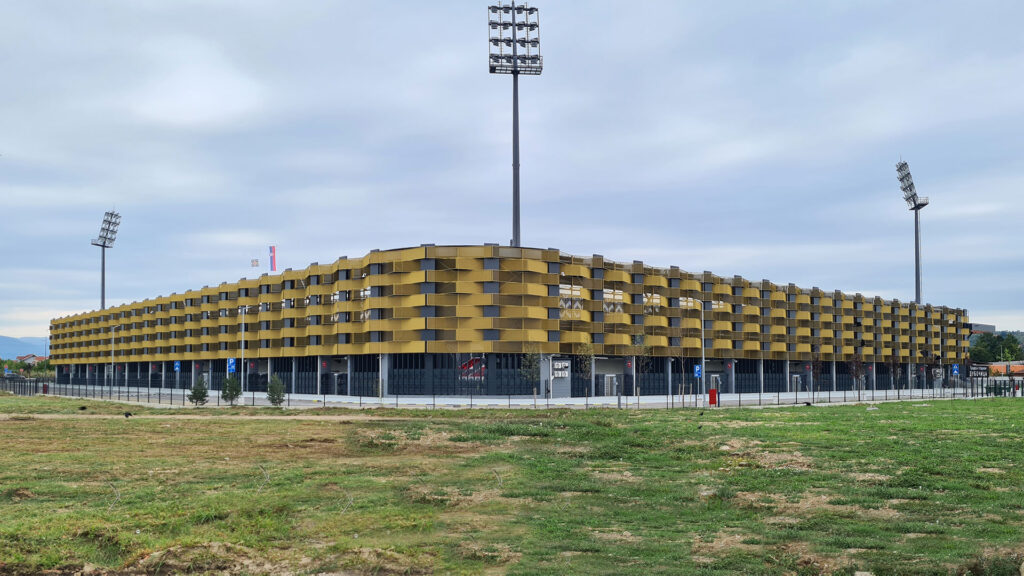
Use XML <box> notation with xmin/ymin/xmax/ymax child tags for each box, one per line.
<box><xmin>55</xmin><ymin>353</ymin><xmax>961</xmax><ymax>398</ymax></box>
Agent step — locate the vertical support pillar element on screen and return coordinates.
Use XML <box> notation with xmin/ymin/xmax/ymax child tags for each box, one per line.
<box><xmin>871</xmin><ymin>362</ymin><xmax>877</xmax><ymax>392</ymax></box>
<box><xmin>346</xmin><ymin>356</ymin><xmax>353</xmax><ymax>396</ymax></box>
<box><xmin>380</xmin><ymin>354</ymin><xmax>390</xmax><ymax>396</ymax></box>
<box><xmin>758</xmin><ymin>358</ymin><xmax>764</xmax><ymax>395</ymax></box>
<box><xmin>590</xmin><ymin>356</ymin><xmax>596</xmax><ymax>398</ymax></box>
<box><xmin>291</xmin><ymin>356</ymin><xmax>298</xmax><ymax>395</ymax></box>
<box><xmin>784</xmin><ymin>361</ymin><xmax>790</xmax><ymax>393</ymax></box>
<box><xmin>317</xmin><ymin>356</ymin><xmax>323</xmax><ymax>396</ymax></box>
<box><xmin>907</xmin><ymin>362</ymin><xmax>913</xmax><ymax>390</ymax></box>
<box><xmin>831</xmin><ymin>360</ymin><xmax>837</xmax><ymax>392</ymax></box>
<box><xmin>190</xmin><ymin>361</ymin><xmax>196</xmax><ymax>391</ymax></box>
<box><xmin>665</xmin><ymin>358</ymin><xmax>672</xmax><ymax>398</ymax></box>
<box><xmin>727</xmin><ymin>359</ymin><xmax>737</xmax><ymax>394</ymax></box>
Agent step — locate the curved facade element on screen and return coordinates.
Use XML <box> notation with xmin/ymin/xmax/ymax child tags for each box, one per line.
<box><xmin>49</xmin><ymin>244</ymin><xmax>970</xmax><ymax>396</ymax></box>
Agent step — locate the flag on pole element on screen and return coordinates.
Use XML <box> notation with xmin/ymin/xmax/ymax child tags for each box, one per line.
<box><xmin>269</xmin><ymin>246</ymin><xmax>277</xmax><ymax>271</ymax></box>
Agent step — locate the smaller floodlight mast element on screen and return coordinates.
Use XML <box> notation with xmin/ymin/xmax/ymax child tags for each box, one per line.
<box><xmin>91</xmin><ymin>210</ymin><xmax>121</xmax><ymax>310</ymax></box>
<box><xmin>896</xmin><ymin>161</ymin><xmax>928</xmax><ymax>305</ymax></box>
<box><xmin>488</xmin><ymin>2</ymin><xmax>542</xmax><ymax>248</ymax></box>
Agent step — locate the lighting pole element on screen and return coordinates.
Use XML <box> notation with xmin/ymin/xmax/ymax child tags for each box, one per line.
<box><xmin>488</xmin><ymin>2</ymin><xmax>542</xmax><ymax>247</ymax></box>
<box><xmin>239</xmin><ymin>305</ymin><xmax>247</xmax><ymax>392</ymax></box>
<box><xmin>896</xmin><ymin>161</ymin><xmax>928</xmax><ymax>304</ymax></box>
<box><xmin>91</xmin><ymin>210</ymin><xmax>121</xmax><ymax>310</ymax></box>
<box><xmin>687</xmin><ymin>297</ymin><xmax>707</xmax><ymax>407</ymax></box>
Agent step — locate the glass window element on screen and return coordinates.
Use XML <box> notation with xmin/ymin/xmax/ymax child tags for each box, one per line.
<box><xmin>369</xmin><ymin>263</ymin><xmax>383</xmax><ymax>275</ymax></box>
<box><xmin>309</xmin><ymin>335</ymin><xmax>321</xmax><ymax>346</ymax></box>
<box><xmin>484</xmin><ymin>282</ymin><xmax>500</xmax><ymax>294</ymax></box>
<box><xmin>632</xmin><ymin>314</ymin><xmax>644</xmax><ymax>325</ymax></box>
<box><xmin>547</xmin><ymin>285</ymin><xmax>559</xmax><ymax>297</ymax></box>
<box><xmin>420</xmin><ymin>258</ymin><xmax>436</xmax><ymax>271</ymax></box>
<box><xmin>669</xmin><ymin>278</ymin><xmax>680</xmax><ymax>288</ymax></box>
<box><xmin>669</xmin><ymin>317</ymin><xmax>681</xmax><ymax>327</ymax></box>
<box><xmin>548</xmin><ymin>262</ymin><xmax>560</xmax><ymax>274</ymax></box>
<box><xmin>483</xmin><ymin>329</ymin><xmax>500</xmax><ymax>341</ymax></box>
<box><xmin>421</xmin><ymin>282</ymin><xmax>436</xmax><ymax>294</ymax></box>
<box><xmin>592</xmin><ymin>311</ymin><xmax>604</xmax><ymax>323</ymax></box>
<box><xmin>421</xmin><ymin>329</ymin><xmax>436</xmax><ymax>341</ymax></box>
<box><xmin>483</xmin><ymin>258</ymin><xmax>499</xmax><ymax>270</ymax></box>
<box><xmin>591</xmin><ymin>268</ymin><xmax>604</xmax><ymax>279</ymax></box>
<box><xmin>547</xmin><ymin>331</ymin><xmax>560</xmax><ymax>342</ymax></box>
<box><xmin>632</xmin><ymin>294</ymin><xmax>643</xmax><ymax>305</ymax></box>
<box><xmin>548</xmin><ymin>308</ymin><xmax>561</xmax><ymax>320</ymax></box>
<box><xmin>483</xmin><ymin>306</ymin><xmax>499</xmax><ymax>318</ymax></box>
<box><xmin>420</xmin><ymin>306</ymin><xmax>436</xmax><ymax>318</ymax></box>
<box><xmin>283</xmin><ymin>318</ymin><xmax>295</xmax><ymax>328</ymax></box>
<box><xmin>592</xmin><ymin>290</ymin><xmax>604</xmax><ymax>301</ymax></box>
<box><xmin>592</xmin><ymin>333</ymin><xmax>605</xmax><ymax>344</ymax></box>
<box><xmin>668</xmin><ymin>297</ymin><xmax>679</xmax><ymax>307</ymax></box>
<box><xmin>632</xmin><ymin>273</ymin><xmax>644</xmax><ymax>284</ymax></box>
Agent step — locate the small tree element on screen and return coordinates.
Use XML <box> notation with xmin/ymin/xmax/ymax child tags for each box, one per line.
<box><xmin>848</xmin><ymin>353</ymin><xmax>865</xmax><ymax>398</ymax></box>
<box><xmin>520</xmin><ymin>343</ymin><xmax>542</xmax><ymax>393</ymax></box>
<box><xmin>222</xmin><ymin>375</ymin><xmax>242</xmax><ymax>407</ymax></box>
<box><xmin>188</xmin><ymin>375</ymin><xmax>209</xmax><ymax>406</ymax></box>
<box><xmin>267</xmin><ymin>374</ymin><xmax>285</xmax><ymax>407</ymax></box>
<box><xmin>574</xmin><ymin>341</ymin><xmax>594</xmax><ymax>388</ymax></box>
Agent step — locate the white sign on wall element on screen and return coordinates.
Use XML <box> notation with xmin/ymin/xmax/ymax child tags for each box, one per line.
<box><xmin>552</xmin><ymin>360</ymin><xmax>570</xmax><ymax>379</ymax></box>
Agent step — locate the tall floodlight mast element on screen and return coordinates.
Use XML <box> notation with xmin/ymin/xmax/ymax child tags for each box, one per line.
<box><xmin>896</xmin><ymin>161</ymin><xmax>928</xmax><ymax>304</ymax></box>
<box><xmin>488</xmin><ymin>2</ymin><xmax>542</xmax><ymax>248</ymax></box>
<box><xmin>91</xmin><ymin>210</ymin><xmax>121</xmax><ymax>310</ymax></box>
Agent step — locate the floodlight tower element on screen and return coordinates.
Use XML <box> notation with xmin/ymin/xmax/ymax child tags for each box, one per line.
<box><xmin>896</xmin><ymin>161</ymin><xmax>928</xmax><ymax>304</ymax></box>
<box><xmin>488</xmin><ymin>2</ymin><xmax>542</xmax><ymax>248</ymax></box>
<box><xmin>91</xmin><ymin>210</ymin><xmax>121</xmax><ymax>310</ymax></box>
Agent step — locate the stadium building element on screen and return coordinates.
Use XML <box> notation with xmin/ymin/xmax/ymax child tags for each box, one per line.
<box><xmin>49</xmin><ymin>244</ymin><xmax>971</xmax><ymax>397</ymax></box>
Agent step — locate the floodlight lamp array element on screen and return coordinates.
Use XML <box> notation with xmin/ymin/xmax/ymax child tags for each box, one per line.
<box><xmin>91</xmin><ymin>210</ymin><xmax>121</xmax><ymax>248</ymax></box>
<box><xmin>896</xmin><ymin>161</ymin><xmax>928</xmax><ymax>210</ymax></box>
<box><xmin>488</xmin><ymin>3</ymin><xmax>542</xmax><ymax>75</ymax></box>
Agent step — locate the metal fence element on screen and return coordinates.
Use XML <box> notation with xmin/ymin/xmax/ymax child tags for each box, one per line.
<box><xmin>2</xmin><ymin>376</ymin><xmax>1020</xmax><ymax>409</ymax></box>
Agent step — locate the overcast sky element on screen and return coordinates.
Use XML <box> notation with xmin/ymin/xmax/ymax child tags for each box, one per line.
<box><xmin>1</xmin><ymin>1</ymin><xmax>1022</xmax><ymax>339</ymax></box>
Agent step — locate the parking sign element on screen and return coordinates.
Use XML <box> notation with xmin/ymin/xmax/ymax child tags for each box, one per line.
<box><xmin>173</xmin><ymin>360</ymin><xmax>181</xmax><ymax>372</ymax></box>
<box><xmin>227</xmin><ymin>358</ymin><xmax>236</xmax><ymax>374</ymax></box>
<box><xmin>694</xmin><ymin>365</ymin><xmax>702</xmax><ymax>378</ymax></box>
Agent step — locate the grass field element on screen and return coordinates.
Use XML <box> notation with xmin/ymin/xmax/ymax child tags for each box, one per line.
<box><xmin>1</xmin><ymin>394</ymin><xmax>1023</xmax><ymax>575</ymax></box>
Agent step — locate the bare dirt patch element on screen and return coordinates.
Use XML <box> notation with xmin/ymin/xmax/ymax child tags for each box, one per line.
<box><xmin>848</xmin><ymin>472</ymin><xmax>890</xmax><ymax>482</ymax></box>
<box><xmin>735</xmin><ymin>491</ymin><xmax>901</xmax><ymax>520</ymax></box>
<box><xmin>591</xmin><ymin>529</ymin><xmax>641</xmax><ymax>543</ymax></box>
<box><xmin>134</xmin><ymin>542</ymin><xmax>287</xmax><ymax>575</ymax></box>
<box><xmin>692</xmin><ymin>530</ymin><xmax>762</xmax><ymax>560</ymax></box>
<box><xmin>782</xmin><ymin>541</ymin><xmax>853</xmax><ymax>574</ymax></box>
<box><xmin>977</xmin><ymin>467</ymin><xmax>1006</xmax><ymax>474</ymax></box>
<box><xmin>338</xmin><ymin>547</ymin><xmax>435</xmax><ymax>575</ymax></box>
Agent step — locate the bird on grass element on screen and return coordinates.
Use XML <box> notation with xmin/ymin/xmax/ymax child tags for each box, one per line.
<box><xmin>123</xmin><ymin>412</ymin><xmax>132</xmax><ymax>419</ymax></box>
<box><xmin>78</xmin><ymin>406</ymin><xmax>87</xmax><ymax>411</ymax></box>
<box><xmin>804</xmin><ymin>402</ymin><xmax>812</xmax><ymax>407</ymax></box>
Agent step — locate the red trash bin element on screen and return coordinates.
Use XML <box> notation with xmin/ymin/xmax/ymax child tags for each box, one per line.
<box><xmin>709</xmin><ymin>388</ymin><xmax>718</xmax><ymax>406</ymax></box>
<box><xmin>43</xmin><ymin>383</ymin><xmax>48</xmax><ymax>394</ymax></box>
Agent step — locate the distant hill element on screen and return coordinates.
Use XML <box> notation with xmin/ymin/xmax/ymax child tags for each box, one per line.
<box><xmin>0</xmin><ymin>336</ymin><xmax>47</xmax><ymax>360</ymax></box>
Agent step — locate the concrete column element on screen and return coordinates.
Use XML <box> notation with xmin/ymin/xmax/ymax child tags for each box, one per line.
<box><xmin>871</xmin><ymin>362</ymin><xmax>877</xmax><ymax>391</ymax></box>
<box><xmin>346</xmin><ymin>356</ymin><xmax>353</xmax><ymax>396</ymax></box>
<box><xmin>317</xmin><ymin>355</ymin><xmax>323</xmax><ymax>396</ymax></box>
<box><xmin>728</xmin><ymin>359</ymin><xmax>737</xmax><ymax>394</ymax></box>
<box><xmin>291</xmin><ymin>356</ymin><xmax>298</xmax><ymax>394</ymax></box>
<box><xmin>784</xmin><ymin>361</ymin><xmax>790</xmax><ymax>393</ymax></box>
<box><xmin>190</xmin><ymin>362</ymin><xmax>196</xmax><ymax>390</ymax></box>
<box><xmin>665</xmin><ymin>358</ymin><xmax>672</xmax><ymax>397</ymax></box>
<box><xmin>907</xmin><ymin>362</ymin><xmax>913</xmax><ymax>389</ymax></box>
<box><xmin>590</xmin><ymin>357</ymin><xmax>596</xmax><ymax>398</ymax></box>
<box><xmin>161</xmin><ymin>362</ymin><xmax>166</xmax><ymax>389</ymax></box>
<box><xmin>380</xmin><ymin>353</ymin><xmax>390</xmax><ymax>396</ymax></box>
<box><xmin>758</xmin><ymin>358</ymin><xmax>764</xmax><ymax>395</ymax></box>
<box><xmin>831</xmin><ymin>360</ymin><xmax>837</xmax><ymax>392</ymax></box>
